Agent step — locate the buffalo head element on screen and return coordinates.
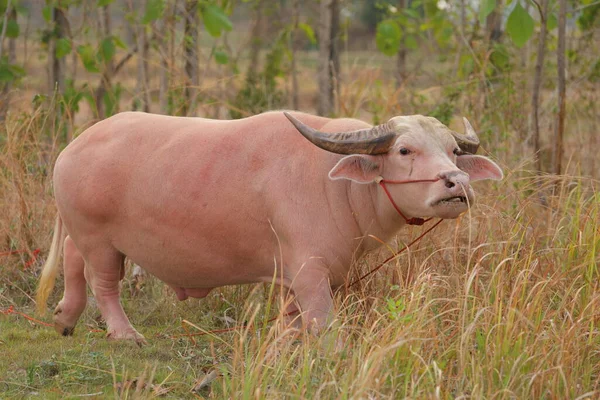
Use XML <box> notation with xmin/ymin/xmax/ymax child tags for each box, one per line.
<box><xmin>284</xmin><ymin>112</ymin><xmax>503</xmax><ymax>220</ymax></box>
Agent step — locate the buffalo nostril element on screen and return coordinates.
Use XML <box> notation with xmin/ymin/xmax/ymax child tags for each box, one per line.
<box><xmin>445</xmin><ymin>181</ymin><xmax>455</xmax><ymax>189</ymax></box>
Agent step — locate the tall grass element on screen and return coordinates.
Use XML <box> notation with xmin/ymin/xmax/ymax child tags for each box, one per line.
<box><xmin>198</xmin><ymin>175</ymin><xmax>598</xmax><ymax>398</ymax></box>
<box><xmin>1</xmin><ymin>69</ymin><xmax>599</xmax><ymax>397</ymax></box>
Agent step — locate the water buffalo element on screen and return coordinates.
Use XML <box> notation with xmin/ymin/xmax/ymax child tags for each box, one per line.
<box><xmin>36</xmin><ymin>111</ymin><xmax>502</xmax><ymax>344</ymax></box>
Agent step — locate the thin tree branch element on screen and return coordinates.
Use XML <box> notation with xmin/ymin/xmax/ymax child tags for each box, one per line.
<box><xmin>530</xmin><ymin>0</ymin><xmax>549</xmax><ymax>173</ymax></box>
<box><xmin>530</xmin><ymin>0</ymin><xmax>544</xmax><ymax>23</ymax></box>
<box><xmin>112</xmin><ymin>29</ymin><xmax>157</xmax><ymax>76</ymax></box>
<box><xmin>553</xmin><ymin>0</ymin><xmax>566</xmax><ymax>177</ymax></box>
<box><xmin>113</xmin><ymin>47</ymin><xmax>137</xmax><ymax>75</ymax></box>
<box><xmin>0</xmin><ymin>0</ymin><xmax>12</xmax><ymax>60</ymax></box>
<box><xmin>575</xmin><ymin>0</ymin><xmax>600</xmax><ymax>12</ymax></box>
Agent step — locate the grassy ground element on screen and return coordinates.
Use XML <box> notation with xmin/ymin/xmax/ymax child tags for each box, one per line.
<box><xmin>1</xmin><ymin>131</ymin><xmax>598</xmax><ymax>398</ymax></box>
<box><xmin>1</xmin><ymin>48</ymin><xmax>599</xmax><ymax>397</ymax></box>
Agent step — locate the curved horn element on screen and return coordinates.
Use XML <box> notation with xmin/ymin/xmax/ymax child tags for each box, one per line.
<box><xmin>283</xmin><ymin>112</ymin><xmax>398</xmax><ymax>155</ymax></box>
<box><xmin>450</xmin><ymin>117</ymin><xmax>480</xmax><ymax>154</ymax></box>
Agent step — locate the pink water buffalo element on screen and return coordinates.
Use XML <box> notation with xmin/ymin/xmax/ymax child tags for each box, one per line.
<box><xmin>36</xmin><ymin>111</ymin><xmax>502</xmax><ymax>344</ymax></box>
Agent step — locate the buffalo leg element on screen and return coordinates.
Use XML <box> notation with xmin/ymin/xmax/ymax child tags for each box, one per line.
<box><xmin>53</xmin><ymin>235</ymin><xmax>87</xmax><ymax>336</ymax></box>
<box><xmin>282</xmin><ymin>301</ymin><xmax>303</xmax><ymax>329</ymax></box>
<box><xmin>288</xmin><ymin>264</ymin><xmax>333</xmax><ymax>333</ymax></box>
<box><xmin>85</xmin><ymin>248</ymin><xmax>146</xmax><ymax>345</ymax></box>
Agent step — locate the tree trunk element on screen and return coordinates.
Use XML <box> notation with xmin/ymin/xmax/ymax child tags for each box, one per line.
<box><xmin>317</xmin><ymin>0</ymin><xmax>339</xmax><ymax>116</ymax></box>
<box><xmin>159</xmin><ymin>0</ymin><xmax>176</xmax><ymax>114</ymax></box>
<box><xmin>530</xmin><ymin>0</ymin><xmax>549</xmax><ymax>173</ymax></box>
<box><xmin>0</xmin><ymin>4</ymin><xmax>16</xmax><ymax>120</ymax></box>
<box><xmin>48</xmin><ymin>5</ymin><xmax>67</xmax><ymax>95</ymax></box>
<box><xmin>395</xmin><ymin>0</ymin><xmax>407</xmax><ymax>88</ymax></box>
<box><xmin>485</xmin><ymin>1</ymin><xmax>502</xmax><ymax>42</ymax></box>
<box><xmin>290</xmin><ymin>0</ymin><xmax>299</xmax><ymax>110</ymax></box>
<box><xmin>330</xmin><ymin>0</ymin><xmax>340</xmax><ymax>103</ymax></box>
<box><xmin>521</xmin><ymin>1</ymin><xmax>532</xmax><ymax>68</ymax></box>
<box><xmin>452</xmin><ymin>0</ymin><xmax>467</xmax><ymax>76</ymax></box>
<box><xmin>184</xmin><ymin>0</ymin><xmax>199</xmax><ymax>116</ymax></box>
<box><xmin>553</xmin><ymin>0</ymin><xmax>567</xmax><ymax>177</ymax></box>
<box><xmin>460</xmin><ymin>0</ymin><xmax>466</xmax><ymax>38</ymax></box>
<box><xmin>95</xmin><ymin>4</ymin><xmax>114</xmax><ymax>118</ymax></box>
<box><xmin>135</xmin><ymin>25</ymin><xmax>150</xmax><ymax>112</ymax></box>
<box><xmin>168</xmin><ymin>0</ymin><xmax>177</xmax><ymax>114</ymax></box>
<box><xmin>247</xmin><ymin>0</ymin><xmax>265</xmax><ymax>79</ymax></box>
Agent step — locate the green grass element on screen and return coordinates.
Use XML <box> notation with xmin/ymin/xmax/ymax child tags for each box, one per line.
<box><xmin>1</xmin><ymin>294</ymin><xmax>216</xmax><ymax>398</ymax></box>
<box><xmin>0</xmin><ymin>319</ymin><xmax>188</xmax><ymax>398</ymax></box>
<box><xmin>2</xmin><ymin>177</ymin><xmax>599</xmax><ymax>398</ymax></box>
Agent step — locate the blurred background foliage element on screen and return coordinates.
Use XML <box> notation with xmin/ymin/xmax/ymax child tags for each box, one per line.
<box><xmin>0</xmin><ymin>0</ymin><xmax>598</xmax><ymax>180</ymax></box>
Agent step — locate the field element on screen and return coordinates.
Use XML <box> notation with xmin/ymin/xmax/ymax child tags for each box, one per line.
<box><xmin>1</xmin><ymin>2</ymin><xmax>600</xmax><ymax>398</ymax></box>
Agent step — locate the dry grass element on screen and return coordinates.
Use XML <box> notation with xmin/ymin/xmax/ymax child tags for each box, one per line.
<box><xmin>1</xmin><ymin>49</ymin><xmax>599</xmax><ymax>398</ymax></box>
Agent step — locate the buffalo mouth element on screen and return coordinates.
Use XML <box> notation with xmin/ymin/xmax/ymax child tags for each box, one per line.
<box><xmin>434</xmin><ymin>196</ymin><xmax>469</xmax><ymax>206</ymax></box>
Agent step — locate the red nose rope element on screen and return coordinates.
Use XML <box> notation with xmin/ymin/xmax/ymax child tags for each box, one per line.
<box><xmin>345</xmin><ymin>175</ymin><xmax>443</xmax><ymax>288</ymax></box>
<box><xmin>375</xmin><ymin>176</ymin><xmax>441</xmax><ymax>225</ymax></box>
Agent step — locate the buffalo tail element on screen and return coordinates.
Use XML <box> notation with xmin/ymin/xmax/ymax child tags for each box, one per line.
<box><xmin>36</xmin><ymin>215</ymin><xmax>65</xmax><ymax>315</ymax></box>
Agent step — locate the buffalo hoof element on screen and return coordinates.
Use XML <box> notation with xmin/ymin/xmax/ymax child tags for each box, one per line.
<box><xmin>53</xmin><ymin>305</ymin><xmax>76</xmax><ymax>336</ymax></box>
<box><xmin>106</xmin><ymin>329</ymin><xmax>147</xmax><ymax>347</ymax></box>
<box><xmin>54</xmin><ymin>323</ymin><xmax>75</xmax><ymax>337</ymax></box>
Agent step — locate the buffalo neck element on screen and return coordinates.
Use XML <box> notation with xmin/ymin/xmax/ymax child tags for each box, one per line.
<box><xmin>344</xmin><ymin>179</ymin><xmax>408</xmax><ymax>255</ymax></box>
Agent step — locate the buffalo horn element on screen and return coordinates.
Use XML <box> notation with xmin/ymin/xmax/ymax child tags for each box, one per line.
<box><xmin>451</xmin><ymin>117</ymin><xmax>480</xmax><ymax>155</ymax></box>
<box><xmin>283</xmin><ymin>112</ymin><xmax>398</xmax><ymax>155</ymax></box>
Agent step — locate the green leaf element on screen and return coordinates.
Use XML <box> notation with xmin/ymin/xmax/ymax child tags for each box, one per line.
<box><xmin>404</xmin><ymin>8</ymin><xmax>420</xmax><ymax>19</ymax></box>
<box><xmin>142</xmin><ymin>0</ymin><xmax>165</xmax><ymax>24</ymax></box>
<box><xmin>4</xmin><ymin>19</ymin><xmax>19</xmax><ymax>38</ymax></box>
<box><xmin>202</xmin><ymin>4</ymin><xmax>233</xmax><ymax>38</ymax></box>
<box><xmin>506</xmin><ymin>2</ymin><xmax>534</xmax><ymax>48</ymax></box>
<box><xmin>375</xmin><ymin>19</ymin><xmax>401</xmax><ymax>57</ymax></box>
<box><xmin>479</xmin><ymin>0</ymin><xmax>496</xmax><ymax>25</ymax></box>
<box><xmin>0</xmin><ymin>68</ymin><xmax>14</xmax><ymax>83</ymax></box>
<box><xmin>112</xmin><ymin>35</ymin><xmax>127</xmax><ymax>49</ymax></box>
<box><xmin>214</xmin><ymin>50</ymin><xmax>228</xmax><ymax>65</ymax></box>
<box><xmin>103</xmin><ymin>84</ymin><xmax>121</xmax><ymax>117</ymax></box>
<box><xmin>458</xmin><ymin>53</ymin><xmax>474</xmax><ymax>79</ymax></box>
<box><xmin>577</xmin><ymin>0</ymin><xmax>600</xmax><ymax>30</ymax></box>
<box><xmin>424</xmin><ymin>1</ymin><xmax>439</xmax><ymax>18</ymax></box>
<box><xmin>476</xmin><ymin>329</ymin><xmax>486</xmax><ymax>352</ymax></box>
<box><xmin>32</xmin><ymin>94</ymin><xmax>48</xmax><ymax>108</ymax></box>
<box><xmin>0</xmin><ymin>62</ymin><xmax>24</xmax><ymax>83</ymax></box>
<box><xmin>546</xmin><ymin>13</ymin><xmax>558</xmax><ymax>30</ymax></box>
<box><xmin>405</xmin><ymin>34</ymin><xmax>417</xmax><ymax>50</ymax></box>
<box><xmin>97</xmin><ymin>0</ymin><xmax>115</xmax><ymax>6</ymax></box>
<box><xmin>490</xmin><ymin>45</ymin><xmax>510</xmax><ymax>71</ymax></box>
<box><xmin>419</xmin><ymin>22</ymin><xmax>432</xmax><ymax>32</ymax></box>
<box><xmin>99</xmin><ymin>37</ymin><xmax>116</xmax><ymax>63</ymax></box>
<box><xmin>298</xmin><ymin>22</ymin><xmax>316</xmax><ymax>44</ymax></box>
<box><xmin>0</xmin><ymin>64</ymin><xmax>13</xmax><ymax>82</ymax></box>
<box><xmin>42</xmin><ymin>5</ymin><xmax>52</xmax><ymax>22</ymax></box>
<box><xmin>14</xmin><ymin>2</ymin><xmax>29</xmax><ymax>16</ymax></box>
<box><xmin>77</xmin><ymin>44</ymin><xmax>99</xmax><ymax>73</ymax></box>
<box><xmin>55</xmin><ymin>38</ymin><xmax>71</xmax><ymax>58</ymax></box>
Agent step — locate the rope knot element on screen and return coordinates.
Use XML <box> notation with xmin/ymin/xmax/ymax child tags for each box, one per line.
<box><xmin>1</xmin><ymin>306</ymin><xmax>15</xmax><ymax>315</ymax></box>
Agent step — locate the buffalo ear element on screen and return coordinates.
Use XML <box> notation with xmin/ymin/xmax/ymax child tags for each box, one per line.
<box><xmin>456</xmin><ymin>155</ymin><xmax>503</xmax><ymax>181</ymax></box>
<box><xmin>328</xmin><ymin>155</ymin><xmax>382</xmax><ymax>184</ymax></box>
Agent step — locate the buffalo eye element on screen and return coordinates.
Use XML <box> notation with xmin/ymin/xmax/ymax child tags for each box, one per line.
<box><xmin>399</xmin><ymin>147</ymin><xmax>411</xmax><ymax>155</ymax></box>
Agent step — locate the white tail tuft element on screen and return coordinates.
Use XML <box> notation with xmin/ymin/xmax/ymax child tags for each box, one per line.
<box><xmin>36</xmin><ymin>215</ymin><xmax>65</xmax><ymax>315</ymax></box>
